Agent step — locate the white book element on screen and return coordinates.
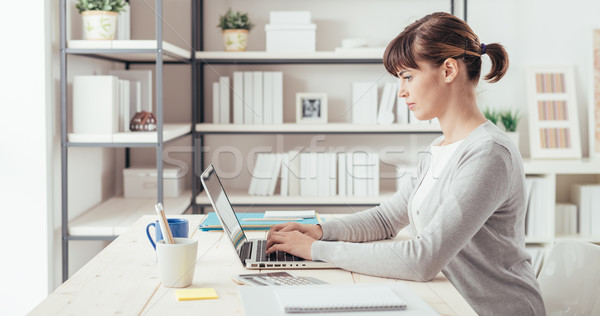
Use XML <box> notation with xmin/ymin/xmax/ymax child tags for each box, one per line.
<box><xmin>72</xmin><ymin>75</ymin><xmax>119</xmax><ymax>141</ymax></box>
<box><xmin>288</xmin><ymin>150</ymin><xmax>301</xmax><ymax>196</ymax></box>
<box><xmin>300</xmin><ymin>153</ymin><xmax>318</xmax><ymax>196</ymax></box>
<box><xmin>571</xmin><ymin>184</ymin><xmax>591</xmax><ymax>235</ymax></box>
<box><xmin>590</xmin><ymin>186</ymin><xmax>600</xmax><ymax>234</ymax></box>
<box><xmin>369</xmin><ymin>152</ymin><xmax>380</xmax><ymax>196</ymax></box>
<box><xmin>233</xmin><ymin>72</ymin><xmax>244</xmax><ymax>124</ymax></box>
<box><xmin>264</xmin><ymin>210</ymin><xmax>315</xmax><ymax>219</ymax></box>
<box><xmin>119</xmin><ymin>79</ymin><xmax>130</xmax><ymax>132</ymax></box>
<box><xmin>263</xmin><ymin>72</ymin><xmax>274</xmax><ymax>124</ymax></box>
<box><xmin>337</xmin><ymin>153</ymin><xmax>346</xmax><ymax>196</ymax></box>
<box><xmin>116</xmin><ymin>3</ymin><xmax>130</xmax><ymax>40</ymax></box>
<box><xmin>257</xmin><ymin>153</ymin><xmax>274</xmax><ymax>196</ymax></box>
<box><xmin>212</xmin><ymin>82</ymin><xmax>220</xmax><ymax>124</ymax></box>
<box><xmin>353</xmin><ymin>152</ymin><xmax>368</xmax><ymax>196</ymax></box>
<box><xmin>397</xmin><ymin>97</ymin><xmax>409</xmax><ymax>125</ymax></box>
<box><xmin>108</xmin><ymin>70</ymin><xmax>152</xmax><ymax>113</ymax></box>
<box><xmin>556</xmin><ymin>203</ymin><xmax>577</xmax><ymax>235</ymax></box>
<box><xmin>130</xmin><ymin>80</ymin><xmax>142</xmax><ymax>126</ymax></box>
<box><xmin>352</xmin><ymin>82</ymin><xmax>378</xmax><ymax>124</ymax></box>
<box><xmin>267</xmin><ymin>153</ymin><xmax>283</xmax><ymax>196</ymax></box>
<box><xmin>219</xmin><ymin>76</ymin><xmax>230</xmax><ymax>124</ymax></box>
<box><xmin>272</xmin><ymin>72</ymin><xmax>284</xmax><ymax>124</ymax></box>
<box><xmin>377</xmin><ymin>83</ymin><xmax>395</xmax><ymax>125</ymax></box>
<box><xmin>317</xmin><ymin>153</ymin><xmax>329</xmax><ymax>197</ymax></box>
<box><xmin>248</xmin><ymin>154</ymin><xmax>265</xmax><ymax>195</ymax></box>
<box><xmin>280</xmin><ymin>153</ymin><xmax>290</xmax><ymax>196</ymax></box>
<box><xmin>329</xmin><ymin>153</ymin><xmax>337</xmax><ymax>196</ymax></box>
<box><xmin>253</xmin><ymin>72</ymin><xmax>263</xmax><ymax>124</ymax></box>
<box><xmin>243</xmin><ymin>72</ymin><xmax>254</xmax><ymax>124</ymax></box>
<box><xmin>346</xmin><ymin>152</ymin><xmax>354</xmax><ymax>196</ymax></box>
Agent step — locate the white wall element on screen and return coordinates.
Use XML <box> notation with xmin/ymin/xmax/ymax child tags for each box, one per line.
<box><xmin>0</xmin><ymin>0</ymin><xmax>52</xmax><ymax>314</ymax></box>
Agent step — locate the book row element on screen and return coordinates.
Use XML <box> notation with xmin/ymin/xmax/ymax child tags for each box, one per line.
<box><xmin>571</xmin><ymin>184</ymin><xmax>600</xmax><ymax>235</ymax></box>
<box><xmin>249</xmin><ymin>151</ymin><xmax>380</xmax><ymax>197</ymax></box>
<box><xmin>213</xmin><ymin>71</ymin><xmax>284</xmax><ymax>124</ymax></box>
<box><xmin>525</xmin><ymin>177</ymin><xmax>552</xmax><ymax>239</ymax></box>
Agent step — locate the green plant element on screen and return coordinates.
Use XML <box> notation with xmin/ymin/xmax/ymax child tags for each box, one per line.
<box><xmin>482</xmin><ymin>108</ymin><xmax>500</xmax><ymax>125</ymax></box>
<box><xmin>76</xmin><ymin>0</ymin><xmax>127</xmax><ymax>14</ymax></box>
<box><xmin>218</xmin><ymin>9</ymin><xmax>254</xmax><ymax>31</ymax></box>
<box><xmin>500</xmin><ymin>109</ymin><xmax>520</xmax><ymax>132</ymax></box>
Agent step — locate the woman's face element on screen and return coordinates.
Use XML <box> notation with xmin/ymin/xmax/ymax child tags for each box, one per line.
<box><xmin>397</xmin><ymin>61</ymin><xmax>447</xmax><ymax>121</ymax></box>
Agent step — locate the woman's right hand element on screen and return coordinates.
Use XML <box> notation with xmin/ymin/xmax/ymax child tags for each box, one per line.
<box><xmin>267</xmin><ymin>222</ymin><xmax>323</xmax><ymax>240</ymax></box>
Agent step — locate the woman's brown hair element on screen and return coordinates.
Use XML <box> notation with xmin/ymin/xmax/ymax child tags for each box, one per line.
<box><xmin>383</xmin><ymin>12</ymin><xmax>508</xmax><ymax>83</ymax></box>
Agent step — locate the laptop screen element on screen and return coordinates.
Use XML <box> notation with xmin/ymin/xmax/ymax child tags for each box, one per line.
<box><xmin>200</xmin><ymin>165</ymin><xmax>248</xmax><ymax>254</ymax></box>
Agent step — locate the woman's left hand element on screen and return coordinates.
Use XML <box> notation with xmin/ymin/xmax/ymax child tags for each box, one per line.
<box><xmin>265</xmin><ymin>230</ymin><xmax>317</xmax><ymax>260</ymax></box>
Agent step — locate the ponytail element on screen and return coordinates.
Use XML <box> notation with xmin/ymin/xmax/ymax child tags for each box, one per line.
<box><xmin>482</xmin><ymin>43</ymin><xmax>509</xmax><ymax>83</ymax></box>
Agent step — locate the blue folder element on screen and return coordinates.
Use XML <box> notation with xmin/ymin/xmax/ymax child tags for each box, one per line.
<box><xmin>199</xmin><ymin>212</ymin><xmax>322</xmax><ymax>231</ymax></box>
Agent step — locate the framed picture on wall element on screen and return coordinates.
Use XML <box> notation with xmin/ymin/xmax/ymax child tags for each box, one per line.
<box><xmin>590</xmin><ymin>28</ymin><xmax>600</xmax><ymax>158</ymax></box>
<box><xmin>526</xmin><ymin>66</ymin><xmax>582</xmax><ymax>159</ymax></box>
<box><xmin>296</xmin><ymin>93</ymin><xmax>328</xmax><ymax>124</ymax></box>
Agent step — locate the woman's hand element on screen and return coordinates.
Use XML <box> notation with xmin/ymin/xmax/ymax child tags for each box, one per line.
<box><xmin>265</xmin><ymin>223</ymin><xmax>323</xmax><ymax>260</ymax></box>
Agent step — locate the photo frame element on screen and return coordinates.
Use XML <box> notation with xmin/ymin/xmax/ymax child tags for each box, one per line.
<box><xmin>590</xmin><ymin>28</ymin><xmax>600</xmax><ymax>158</ymax></box>
<box><xmin>526</xmin><ymin>66</ymin><xmax>582</xmax><ymax>159</ymax></box>
<box><xmin>296</xmin><ymin>93</ymin><xmax>328</xmax><ymax>124</ymax></box>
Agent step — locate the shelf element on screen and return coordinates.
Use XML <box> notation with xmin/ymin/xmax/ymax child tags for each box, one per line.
<box><xmin>67</xmin><ymin>40</ymin><xmax>191</xmax><ymax>62</ymax></box>
<box><xmin>195</xmin><ymin>123</ymin><xmax>442</xmax><ymax>134</ymax></box>
<box><xmin>555</xmin><ymin>234</ymin><xmax>600</xmax><ymax>243</ymax></box>
<box><xmin>195</xmin><ymin>51</ymin><xmax>383</xmax><ymax>64</ymax></box>
<box><xmin>67</xmin><ymin>123</ymin><xmax>191</xmax><ymax>146</ymax></box>
<box><xmin>196</xmin><ymin>189</ymin><xmax>395</xmax><ymax>207</ymax></box>
<box><xmin>68</xmin><ymin>190</ymin><xmax>192</xmax><ymax>237</ymax></box>
<box><xmin>523</xmin><ymin>158</ymin><xmax>600</xmax><ymax>174</ymax></box>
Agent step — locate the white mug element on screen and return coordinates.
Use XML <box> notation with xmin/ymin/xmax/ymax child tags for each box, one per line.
<box><xmin>156</xmin><ymin>238</ymin><xmax>198</xmax><ymax>288</ymax></box>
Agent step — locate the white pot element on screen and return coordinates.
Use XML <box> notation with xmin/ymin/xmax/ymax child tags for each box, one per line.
<box><xmin>222</xmin><ymin>29</ymin><xmax>249</xmax><ymax>51</ymax></box>
<box><xmin>82</xmin><ymin>11</ymin><xmax>118</xmax><ymax>40</ymax></box>
<box><xmin>506</xmin><ymin>131</ymin><xmax>520</xmax><ymax>150</ymax></box>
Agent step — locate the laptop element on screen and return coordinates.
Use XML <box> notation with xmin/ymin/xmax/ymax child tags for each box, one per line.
<box><xmin>200</xmin><ymin>164</ymin><xmax>337</xmax><ymax>269</ymax></box>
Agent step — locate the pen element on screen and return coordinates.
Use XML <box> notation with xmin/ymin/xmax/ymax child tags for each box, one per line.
<box><xmin>155</xmin><ymin>203</ymin><xmax>174</xmax><ymax>244</ymax></box>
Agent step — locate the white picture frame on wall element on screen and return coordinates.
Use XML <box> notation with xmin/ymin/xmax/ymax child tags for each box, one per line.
<box><xmin>526</xmin><ymin>66</ymin><xmax>582</xmax><ymax>159</ymax></box>
<box><xmin>590</xmin><ymin>27</ymin><xmax>600</xmax><ymax>158</ymax></box>
<box><xmin>296</xmin><ymin>93</ymin><xmax>328</xmax><ymax>124</ymax></box>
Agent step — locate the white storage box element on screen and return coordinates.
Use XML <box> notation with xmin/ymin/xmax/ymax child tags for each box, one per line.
<box><xmin>123</xmin><ymin>168</ymin><xmax>184</xmax><ymax>198</ymax></box>
<box><xmin>265</xmin><ymin>24</ymin><xmax>316</xmax><ymax>52</ymax></box>
<box><xmin>269</xmin><ymin>11</ymin><xmax>311</xmax><ymax>25</ymax></box>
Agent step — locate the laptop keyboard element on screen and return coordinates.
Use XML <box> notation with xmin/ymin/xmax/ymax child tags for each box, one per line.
<box><xmin>256</xmin><ymin>240</ymin><xmax>302</xmax><ymax>262</ymax></box>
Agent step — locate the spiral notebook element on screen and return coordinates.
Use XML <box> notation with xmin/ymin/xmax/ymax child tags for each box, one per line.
<box><xmin>275</xmin><ymin>285</ymin><xmax>407</xmax><ymax>313</ymax></box>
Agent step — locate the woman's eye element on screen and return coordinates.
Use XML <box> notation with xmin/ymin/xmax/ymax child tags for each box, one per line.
<box><xmin>403</xmin><ymin>76</ymin><xmax>412</xmax><ymax>81</ymax></box>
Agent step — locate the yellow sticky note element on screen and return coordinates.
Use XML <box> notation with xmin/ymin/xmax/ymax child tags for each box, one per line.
<box><xmin>175</xmin><ymin>288</ymin><xmax>219</xmax><ymax>301</ymax></box>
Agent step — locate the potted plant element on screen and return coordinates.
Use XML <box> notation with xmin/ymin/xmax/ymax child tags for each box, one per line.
<box><xmin>76</xmin><ymin>0</ymin><xmax>127</xmax><ymax>40</ymax></box>
<box><xmin>218</xmin><ymin>9</ymin><xmax>254</xmax><ymax>51</ymax></box>
<box><xmin>500</xmin><ymin>109</ymin><xmax>521</xmax><ymax>149</ymax></box>
<box><xmin>482</xmin><ymin>107</ymin><xmax>500</xmax><ymax>125</ymax></box>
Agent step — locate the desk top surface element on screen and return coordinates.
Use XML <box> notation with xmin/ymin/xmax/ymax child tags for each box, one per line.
<box><xmin>30</xmin><ymin>215</ymin><xmax>476</xmax><ymax>316</ymax></box>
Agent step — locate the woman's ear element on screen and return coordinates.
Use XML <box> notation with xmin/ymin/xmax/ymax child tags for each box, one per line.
<box><xmin>442</xmin><ymin>58</ymin><xmax>459</xmax><ymax>83</ymax></box>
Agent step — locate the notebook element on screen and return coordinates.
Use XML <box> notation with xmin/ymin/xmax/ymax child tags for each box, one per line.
<box><xmin>199</xmin><ymin>212</ymin><xmax>322</xmax><ymax>231</ymax></box>
<box><xmin>200</xmin><ymin>164</ymin><xmax>337</xmax><ymax>270</ymax></box>
<box><xmin>275</xmin><ymin>285</ymin><xmax>407</xmax><ymax>313</ymax></box>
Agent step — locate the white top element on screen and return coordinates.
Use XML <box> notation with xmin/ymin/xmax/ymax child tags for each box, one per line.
<box><xmin>410</xmin><ymin>140</ymin><xmax>464</xmax><ymax>234</ymax></box>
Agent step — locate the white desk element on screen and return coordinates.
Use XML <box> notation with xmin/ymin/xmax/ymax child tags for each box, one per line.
<box><xmin>30</xmin><ymin>215</ymin><xmax>476</xmax><ymax>315</ymax></box>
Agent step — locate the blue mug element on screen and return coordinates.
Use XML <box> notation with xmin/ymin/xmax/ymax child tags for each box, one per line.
<box><xmin>146</xmin><ymin>218</ymin><xmax>189</xmax><ymax>250</ymax></box>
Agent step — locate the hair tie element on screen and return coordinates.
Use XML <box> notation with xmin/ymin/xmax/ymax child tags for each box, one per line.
<box><xmin>480</xmin><ymin>43</ymin><xmax>487</xmax><ymax>55</ymax></box>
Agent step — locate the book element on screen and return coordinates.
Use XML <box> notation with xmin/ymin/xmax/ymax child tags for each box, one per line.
<box><xmin>108</xmin><ymin>70</ymin><xmax>153</xmax><ymax>113</ymax></box>
<box><xmin>280</xmin><ymin>153</ymin><xmax>290</xmax><ymax>196</ymax></box>
<box><xmin>243</xmin><ymin>72</ymin><xmax>254</xmax><ymax>124</ymax></box>
<box><xmin>352</xmin><ymin>82</ymin><xmax>378</xmax><ymax>124</ymax></box>
<box><xmin>212</xmin><ymin>82</ymin><xmax>220</xmax><ymax>123</ymax></box>
<box><xmin>233</xmin><ymin>72</ymin><xmax>244</xmax><ymax>124</ymax></box>
<box><xmin>274</xmin><ymin>284</ymin><xmax>407</xmax><ymax>313</ymax></box>
<box><xmin>199</xmin><ymin>212</ymin><xmax>322</xmax><ymax>231</ymax></box>
<box><xmin>253</xmin><ymin>72</ymin><xmax>263</xmax><ymax>124</ymax></box>
<box><xmin>272</xmin><ymin>72</ymin><xmax>284</xmax><ymax>124</ymax></box>
<box><xmin>337</xmin><ymin>153</ymin><xmax>346</xmax><ymax>196</ymax></box>
<box><xmin>116</xmin><ymin>3</ymin><xmax>131</xmax><ymax>40</ymax></box>
<box><xmin>264</xmin><ymin>210</ymin><xmax>315</xmax><ymax>219</ymax></box>
<box><xmin>287</xmin><ymin>150</ymin><xmax>301</xmax><ymax>196</ymax></box>
<box><xmin>219</xmin><ymin>76</ymin><xmax>230</xmax><ymax>124</ymax></box>
<box><xmin>263</xmin><ymin>72</ymin><xmax>274</xmax><ymax>124</ymax></box>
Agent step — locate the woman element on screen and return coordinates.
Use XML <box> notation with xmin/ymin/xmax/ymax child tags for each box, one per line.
<box><xmin>266</xmin><ymin>12</ymin><xmax>545</xmax><ymax>315</ymax></box>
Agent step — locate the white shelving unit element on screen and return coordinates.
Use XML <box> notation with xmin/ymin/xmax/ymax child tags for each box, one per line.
<box><xmin>67</xmin><ymin>40</ymin><xmax>191</xmax><ymax>62</ymax></box>
<box><xmin>68</xmin><ymin>123</ymin><xmax>191</xmax><ymax>144</ymax></box>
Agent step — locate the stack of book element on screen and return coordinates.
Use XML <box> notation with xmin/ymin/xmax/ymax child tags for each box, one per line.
<box><xmin>248</xmin><ymin>151</ymin><xmax>380</xmax><ymax>197</ymax></box>
<box><xmin>213</xmin><ymin>71</ymin><xmax>283</xmax><ymax>124</ymax></box>
<box><xmin>571</xmin><ymin>184</ymin><xmax>600</xmax><ymax>235</ymax></box>
<box><xmin>525</xmin><ymin>176</ymin><xmax>552</xmax><ymax>239</ymax></box>
<box><xmin>555</xmin><ymin>203</ymin><xmax>577</xmax><ymax>236</ymax></box>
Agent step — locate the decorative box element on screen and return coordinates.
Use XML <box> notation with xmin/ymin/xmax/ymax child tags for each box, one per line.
<box><xmin>265</xmin><ymin>24</ymin><xmax>317</xmax><ymax>52</ymax></box>
<box><xmin>123</xmin><ymin>168</ymin><xmax>184</xmax><ymax>198</ymax></box>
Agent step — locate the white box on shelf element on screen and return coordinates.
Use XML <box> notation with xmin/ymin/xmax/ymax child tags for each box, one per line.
<box><xmin>269</xmin><ymin>11</ymin><xmax>311</xmax><ymax>25</ymax></box>
<box><xmin>265</xmin><ymin>24</ymin><xmax>316</xmax><ymax>52</ymax></box>
<box><xmin>123</xmin><ymin>168</ymin><xmax>184</xmax><ymax>198</ymax></box>
<box><xmin>72</xmin><ymin>75</ymin><xmax>120</xmax><ymax>141</ymax></box>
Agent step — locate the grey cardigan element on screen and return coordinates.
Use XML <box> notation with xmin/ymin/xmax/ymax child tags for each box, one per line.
<box><xmin>311</xmin><ymin>121</ymin><xmax>546</xmax><ymax>315</ymax></box>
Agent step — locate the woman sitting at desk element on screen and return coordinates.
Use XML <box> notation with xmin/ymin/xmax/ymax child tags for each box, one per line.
<box><xmin>266</xmin><ymin>12</ymin><xmax>545</xmax><ymax>315</ymax></box>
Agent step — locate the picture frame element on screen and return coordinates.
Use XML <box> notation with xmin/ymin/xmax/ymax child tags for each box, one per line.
<box><xmin>296</xmin><ymin>93</ymin><xmax>328</xmax><ymax>124</ymax></box>
<box><xmin>590</xmin><ymin>28</ymin><xmax>600</xmax><ymax>158</ymax></box>
<box><xmin>526</xmin><ymin>66</ymin><xmax>582</xmax><ymax>159</ymax></box>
